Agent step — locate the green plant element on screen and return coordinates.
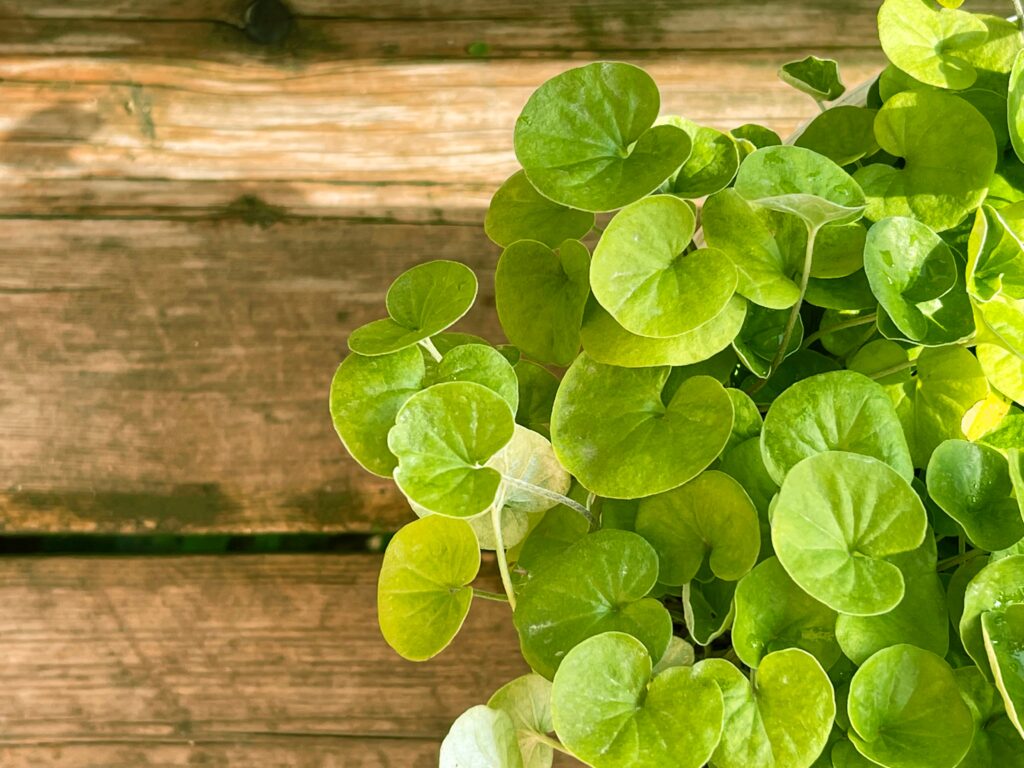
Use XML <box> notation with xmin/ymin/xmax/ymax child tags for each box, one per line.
<box><xmin>330</xmin><ymin>1</ymin><xmax>1024</xmax><ymax>765</ymax></box>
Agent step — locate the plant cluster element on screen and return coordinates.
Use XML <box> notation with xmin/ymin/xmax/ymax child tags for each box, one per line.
<box><xmin>330</xmin><ymin>0</ymin><xmax>1024</xmax><ymax>765</ymax></box>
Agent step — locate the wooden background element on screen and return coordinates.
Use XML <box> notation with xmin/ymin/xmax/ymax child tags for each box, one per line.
<box><xmin>0</xmin><ymin>0</ymin><xmax>912</xmax><ymax>764</ymax></box>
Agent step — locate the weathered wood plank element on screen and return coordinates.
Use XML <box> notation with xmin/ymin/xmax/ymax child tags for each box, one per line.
<box><xmin>0</xmin><ymin>554</ymin><xmax>563</xmax><ymax>764</ymax></box>
<box><xmin>0</xmin><ymin>218</ymin><xmax>500</xmax><ymax>533</ymax></box>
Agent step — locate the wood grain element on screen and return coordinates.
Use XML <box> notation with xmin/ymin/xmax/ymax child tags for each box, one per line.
<box><xmin>0</xmin><ymin>554</ymin><xmax>577</xmax><ymax>766</ymax></box>
<box><xmin>0</xmin><ymin>0</ymin><xmax>895</xmax><ymax>533</ymax></box>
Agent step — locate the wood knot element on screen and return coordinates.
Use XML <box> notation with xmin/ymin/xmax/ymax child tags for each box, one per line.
<box><xmin>244</xmin><ymin>0</ymin><xmax>293</xmax><ymax>45</ymax></box>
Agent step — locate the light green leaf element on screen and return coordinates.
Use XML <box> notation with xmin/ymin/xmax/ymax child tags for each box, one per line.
<box><xmin>733</xmin><ymin>556</ymin><xmax>840</xmax><ymax>670</ymax></box>
<box><xmin>590</xmin><ymin>195</ymin><xmax>736</xmax><ymax>337</ymax></box>
<box><xmin>389</xmin><ymin>381</ymin><xmax>514</xmax><ymax>517</ymax></box>
<box><xmin>513</xmin><ymin>530</ymin><xmax>672</xmax><ymax>678</ymax></box>
<box><xmin>683</xmin><ymin>578</ymin><xmax>737</xmax><ymax>646</ymax></box>
<box><xmin>635</xmin><ymin>471</ymin><xmax>759</xmax><ymax>586</ymax></box>
<box><xmin>967</xmin><ymin>204</ymin><xmax>1024</xmax><ymax>303</ymax></box>
<box><xmin>835</xmin><ymin>532</ymin><xmax>949</xmax><ymax>665</ymax></box>
<box><xmin>961</xmin><ymin>555</ymin><xmax>1024</xmax><ymax>680</ymax></box>
<box><xmin>661</xmin><ymin>117</ymin><xmax>740</xmax><ymax>198</ymax></box>
<box><xmin>847</xmin><ymin>339</ymin><xmax>914</xmax><ymax>386</ymax></box>
<box><xmin>794</xmin><ymin>106</ymin><xmax>878</xmax><ymax>166</ymax></box>
<box><xmin>720</xmin><ymin>436</ymin><xmax>779</xmax><ymax>520</ymax></box>
<box><xmin>734</xmin><ymin>145</ymin><xmax>866</xmax><ymax>229</ymax></box>
<box><xmin>348</xmin><ymin>260</ymin><xmax>478</xmax><ymax>355</ymax></box>
<box><xmin>891</xmin><ymin>345</ymin><xmax>990</xmax><ymax>468</ymax></box>
<box><xmin>695</xmin><ymin>649</ymin><xmax>835</xmax><ymax>768</ymax></box>
<box><xmin>864</xmin><ymin>217</ymin><xmax>975</xmax><ymax>345</ymax></box>
<box><xmin>779</xmin><ymin>56</ymin><xmax>846</xmax><ymax>101</ymax></box>
<box><xmin>440</xmin><ymin>705</ymin><xmax>524</xmax><ymax>768</ymax></box>
<box><xmin>726</xmin><ymin>388</ymin><xmax>763</xmax><ymax>450</ymax></box>
<box><xmin>927</xmin><ymin>439</ymin><xmax>1024</xmax><ymax>551</ymax></box>
<box><xmin>983</xmin><ymin>604</ymin><xmax>1024</xmax><ymax>739</ymax></box>
<box><xmin>1011</xmin><ymin>50</ymin><xmax>1024</xmax><ymax>165</ymax></box>
<box><xmin>761</xmin><ymin>370</ymin><xmax>913</xmax><ymax>485</ymax></box>
<box><xmin>514</xmin><ymin>62</ymin><xmax>692</xmax><ymax>212</ymax></box>
<box><xmin>580</xmin><ymin>294</ymin><xmax>746</xmax><ymax>369</ymax></box>
<box><xmin>731</xmin><ymin>123</ymin><xmax>782</xmax><ymax>149</ymax></box>
<box><xmin>330</xmin><ymin>347</ymin><xmax>425</xmax><ymax>476</ymax></box>
<box><xmin>702</xmin><ymin>188</ymin><xmax>802</xmax><ymax>310</ymax></box>
<box><xmin>877</xmin><ymin>0</ymin><xmax>988</xmax><ymax>89</ymax></box>
<box><xmin>804</xmin><ymin>269</ymin><xmax>877</xmax><ymax>311</ymax></box>
<box><xmin>488</xmin><ymin>674</ymin><xmax>555</xmax><ymax>768</ymax></box>
<box><xmin>653</xmin><ymin>636</ymin><xmax>696</xmax><ymax>675</ymax></box>
<box><xmin>847</xmin><ymin>644</ymin><xmax>975</xmax><ymax>768</ymax></box>
<box><xmin>485</xmin><ymin>170</ymin><xmax>594</xmax><ymax>248</ymax></box>
<box><xmin>495</xmin><ymin>239</ymin><xmax>590</xmax><ymax>366</ymax></box>
<box><xmin>809</xmin><ymin>223</ymin><xmax>866</xmax><ymax>280</ymax></box>
<box><xmin>979</xmin><ymin>343</ymin><xmax>1024</xmax><ymax>405</ymax></box>
<box><xmin>378</xmin><ymin>515</ymin><xmax>480</xmax><ymax>661</ymax></box>
<box><xmin>551</xmin><ymin>632</ymin><xmax>724</xmax><ymax>768</ymax></box>
<box><xmin>511</xmin><ymin>505</ymin><xmax>589</xmax><ymax>589</ymax></box>
<box><xmin>431</xmin><ymin>343</ymin><xmax>520</xmax><ymax>413</ymax></box>
<box><xmin>855</xmin><ymin>90</ymin><xmax>997</xmax><ymax>231</ymax></box>
<box><xmin>551</xmin><ymin>353</ymin><xmax>733</xmax><ymax>498</ymax></box>
<box><xmin>772</xmin><ymin>451</ymin><xmax>927</xmax><ymax>616</ymax></box>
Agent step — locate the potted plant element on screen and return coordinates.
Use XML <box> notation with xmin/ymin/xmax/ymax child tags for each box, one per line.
<box><xmin>330</xmin><ymin>0</ymin><xmax>1024</xmax><ymax>765</ymax></box>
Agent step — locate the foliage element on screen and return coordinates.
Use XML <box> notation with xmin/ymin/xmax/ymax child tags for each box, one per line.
<box><xmin>331</xmin><ymin>2</ymin><xmax>1024</xmax><ymax>765</ymax></box>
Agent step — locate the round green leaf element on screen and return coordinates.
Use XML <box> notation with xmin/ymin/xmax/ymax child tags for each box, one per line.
<box><xmin>734</xmin><ymin>145</ymin><xmax>866</xmax><ymax>229</ymax></box>
<box><xmin>961</xmin><ymin>555</ymin><xmax>1024</xmax><ymax>679</ymax></box>
<box><xmin>864</xmin><ymin>217</ymin><xmax>975</xmax><ymax>345</ymax></box>
<box><xmin>329</xmin><ymin>347</ymin><xmax>425</xmax><ymax>476</ymax></box>
<box><xmin>967</xmin><ymin>204</ymin><xmax>1024</xmax><ymax>304</ymax></box>
<box><xmin>388</xmin><ymin>381</ymin><xmax>514</xmax><ymax>517</ymax></box>
<box><xmin>761</xmin><ymin>370</ymin><xmax>913</xmax><ymax>484</ymax></box>
<box><xmin>804</xmin><ymin>269</ymin><xmax>876</xmax><ymax>311</ymax></box>
<box><xmin>495</xmin><ymin>238</ymin><xmax>590</xmax><ymax>366</ymax></box>
<box><xmin>720</xmin><ymin>436</ymin><xmax>779</xmax><ymax>520</ymax></box>
<box><xmin>514</xmin><ymin>62</ymin><xmax>692</xmax><ymax>212</ymax></box>
<box><xmin>580</xmin><ymin>294</ymin><xmax>746</xmax><ymax>368</ymax></box>
<box><xmin>511</xmin><ymin>504</ymin><xmax>589</xmax><ymax>589</ymax></box>
<box><xmin>695</xmin><ymin>649</ymin><xmax>836</xmax><ymax>768</ymax></box>
<box><xmin>635</xmin><ymin>470</ymin><xmax>760</xmax><ymax>586</ymax></box>
<box><xmin>653</xmin><ymin>635</ymin><xmax>696</xmax><ymax>674</ymax></box>
<box><xmin>772</xmin><ymin>451</ymin><xmax>928</xmax><ymax>616</ymax></box>
<box><xmin>662</xmin><ymin>117</ymin><xmax>740</xmax><ymax>198</ymax></box>
<box><xmin>794</xmin><ymin>106</ymin><xmax>878</xmax><ymax>166</ymax></box>
<box><xmin>590</xmin><ymin>195</ymin><xmax>736</xmax><ymax>337</ymax></box>
<box><xmin>488</xmin><ymin>674</ymin><xmax>555</xmax><ymax>768</ymax></box>
<box><xmin>855</xmin><ymin>90</ymin><xmax>997</xmax><ymax>232</ymax></box>
<box><xmin>955</xmin><ymin>666</ymin><xmax>1024</xmax><ymax>768</ymax></box>
<box><xmin>440</xmin><ymin>705</ymin><xmax>524</xmax><ymax>768</ymax></box>
<box><xmin>891</xmin><ymin>345</ymin><xmax>990</xmax><ymax>468</ymax></box>
<box><xmin>877</xmin><ymin>0</ymin><xmax>988</xmax><ymax>89</ymax></box>
<box><xmin>847</xmin><ymin>644</ymin><xmax>975</xmax><ymax>768</ymax></box>
<box><xmin>702</xmin><ymin>188</ymin><xmax>803</xmax><ymax>310</ymax></box>
<box><xmin>513</xmin><ymin>530</ymin><xmax>672</xmax><ymax>679</ymax></box>
<box><xmin>726</xmin><ymin>387</ymin><xmax>763</xmax><ymax>450</ymax></box>
<box><xmin>431</xmin><ymin>343</ymin><xmax>520</xmax><ymax>413</ymax></box>
<box><xmin>983</xmin><ymin>603</ymin><xmax>1024</xmax><ymax>739</ymax></box>
<box><xmin>485</xmin><ymin>170</ymin><xmax>595</xmax><ymax>248</ymax></box>
<box><xmin>927</xmin><ymin>439</ymin><xmax>1024</xmax><ymax>551</ymax></box>
<box><xmin>551</xmin><ymin>354</ymin><xmax>733</xmax><ymax>498</ymax></box>
<box><xmin>348</xmin><ymin>260</ymin><xmax>478</xmax><ymax>355</ymax></box>
<box><xmin>731</xmin><ymin>123</ymin><xmax>782</xmax><ymax>149</ymax></box>
<box><xmin>835</xmin><ymin>532</ymin><xmax>949</xmax><ymax>665</ymax></box>
<box><xmin>979</xmin><ymin>342</ymin><xmax>1024</xmax><ymax>406</ymax></box>
<box><xmin>779</xmin><ymin>56</ymin><xmax>846</xmax><ymax>101</ymax></box>
<box><xmin>551</xmin><ymin>632</ymin><xmax>724</xmax><ymax>768</ymax></box>
<box><xmin>809</xmin><ymin>223</ymin><xmax>866</xmax><ymax>280</ymax></box>
<box><xmin>733</xmin><ymin>557</ymin><xmax>840</xmax><ymax>670</ymax></box>
<box><xmin>377</xmin><ymin>515</ymin><xmax>480</xmax><ymax>661</ymax></box>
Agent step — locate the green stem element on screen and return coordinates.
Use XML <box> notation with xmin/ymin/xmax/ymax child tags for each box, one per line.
<box><xmin>472</xmin><ymin>588</ymin><xmax>510</xmax><ymax>603</ymax></box>
<box><xmin>533</xmin><ymin>733</ymin><xmax>575</xmax><ymax>756</ymax></box>
<box><xmin>746</xmin><ymin>224</ymin><xmax>820</xmax><ymax>396</ymax></box>
<box><xmin>868</xmin><ymin>359</ymin><xmax>915</xmax><ymax>381</ymax></box>
<box><xmin>937</xmin><ymin>548</ymin><xmax>984</xmax><ymax>572</ymax></box>
<box><xmin>801</xmin><ymin>312</ymin><xmax>877</xmax><ymax>349</ymax></box>
<box><xmin>491</xmin><ymin>488</ymin><xmax>517</xmax><ymax>611</ymax></box>
<box><xmin>501</xmin><ymin>475</ymin><xmax>595</xmax><ymax>526</ymax></box>
<box><xmin>419</xmin><ymin>337</ymin><xmax>443</xmax><ymax>363</ymax></box>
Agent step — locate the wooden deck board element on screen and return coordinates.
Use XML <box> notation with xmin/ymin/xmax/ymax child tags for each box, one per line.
<box><xmin>0</xmin><ymin>554</ymin><xmax>568</xmax><ymax>765</ymax></box>
<box><xmin>0</xmin><ymin>1</ymin><xmax>890</xmax><ymax>533</ymax></box>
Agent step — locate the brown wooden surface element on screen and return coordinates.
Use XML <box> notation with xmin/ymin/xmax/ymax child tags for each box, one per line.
<box><xmin>0</xmin><ymin>554</ymin><xmax>578</xmax><ymax>766</ymax></box>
